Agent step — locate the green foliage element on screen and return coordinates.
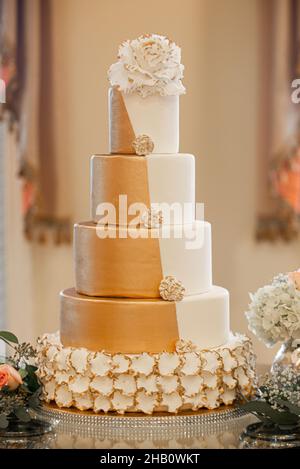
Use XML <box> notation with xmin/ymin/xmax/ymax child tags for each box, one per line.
<box><xmin>0</xmin><ymin>331</ymin><xmax>19</xmax><ymax>346</ymax></box>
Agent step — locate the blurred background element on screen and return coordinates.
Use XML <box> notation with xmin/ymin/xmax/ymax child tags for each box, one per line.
<box><xmin>1</xmin><ymin>0</ymin><xmax>300</xmax><ymax>364</ymax></box>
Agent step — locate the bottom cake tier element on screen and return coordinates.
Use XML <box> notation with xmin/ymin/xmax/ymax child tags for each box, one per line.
<box><xmin>37</xmin><ymin>332</ymin><xmax>256</xmax><ymax>415</ymax></box>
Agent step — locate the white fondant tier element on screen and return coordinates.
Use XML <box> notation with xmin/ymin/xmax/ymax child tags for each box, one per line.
<box><xmin>176</xmin><ymin>286</ymin><xmax>230</xmax><ymax>349</ymax></box>
<box><xmin>37</xmin><ymin>332</ymin><xmax>256</xmax><ymax>414</ymax></box>
<box><xmin>91</xmin><ymin>153</ymin><xmax>195</xmax><ymax>225</ymax></box>
<box><xmin>109</xmin><ymin>88</ymin><xmax>179</xmax><ymax>154</ymax></box>
<box><xmin>74</xmin><ymin>221</ymin><xmax>212</xmax><ymax>298</ymax></box>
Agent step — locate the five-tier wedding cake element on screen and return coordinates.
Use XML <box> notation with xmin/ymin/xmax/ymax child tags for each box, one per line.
<box><xmin>37</xmin><ymin>35</ymin><xmax>256</xmax><ymax>414</ymax></box>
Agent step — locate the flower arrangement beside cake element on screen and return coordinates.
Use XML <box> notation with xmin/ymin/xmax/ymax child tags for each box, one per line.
<box><xmin>36</xmin><ymin>34</ymin><xmax>256</xmax><ymax>415</ymax></box>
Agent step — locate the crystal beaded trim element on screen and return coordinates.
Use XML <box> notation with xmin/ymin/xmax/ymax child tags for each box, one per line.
<box><xmin>37</xmin><ymin>404</ymin><xmax>248</xmax><ymax>439</ymax></box>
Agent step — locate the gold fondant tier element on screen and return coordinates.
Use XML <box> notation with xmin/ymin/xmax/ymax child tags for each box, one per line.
<box><xmin>74</xmin><ymin>222</ymin><xmax>163</xmax><ymax>298</ymax></box>
<box><xmin>91</xmin><ymin>154</ymin><xmax>150</xmax><ymax>225</ymax></box>
<box><xmin>60</xmin><ymin>288</ymin><xmax>179</xmax><ymax>354</ymax></box>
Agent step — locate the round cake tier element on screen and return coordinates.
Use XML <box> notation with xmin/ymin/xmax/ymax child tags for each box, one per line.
<box><xmin>109</xmin><ymin>87</ymin><xmax>179</xmax><ymax>154</ymax></box>
<box><xmin>60</xmin><ymin>286</ymin><xmax>230</xmax><ymax>354</ymax></box>
<box><xmin>74</xmin><ymin>220</ymin><xmax>211</xmax><ymax>298</ymax></box>
<box><xmin>37</xmin><ymin>332</ymin><xmax>255</xmax><ymax>414</ymax></box>
<box><xmin>91</xmin><ymin>153</ymin><xmax>195</xmax><ymax>225</ymax></box>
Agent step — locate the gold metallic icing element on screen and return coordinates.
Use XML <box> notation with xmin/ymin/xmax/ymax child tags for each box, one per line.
<box><xmin>74</xmin><ymin>222</ymin><xmax>163</xmax><ymax>298</ymax></box>
<box><xmin>109</xmin><ymin>87</ymin><xmax>136</xmax><ymax>154</ymax></box>
<box><xmin>60</xmin><ymin>288</ymin><xmax>179</xmax><ymax>353</ymax></box>
<box><xmin>91</xmin><ymin>154</ymin><xmax>150</xmax><ymax>225</ymax></box>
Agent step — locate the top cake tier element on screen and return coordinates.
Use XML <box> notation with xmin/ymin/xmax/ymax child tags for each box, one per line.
<box><xmin>108</xmin><ymin>34</ymin><xmax>185</xmax><ymax>155</ymax></box>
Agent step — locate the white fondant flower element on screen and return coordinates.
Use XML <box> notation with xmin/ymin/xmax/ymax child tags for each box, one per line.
<box><xmin>114</xmin><ymin>374</ymin><xmax>136</xmax><ymax>395</ymax></box>
<box><xmin>161</xmin><ymin>392</ymin><xmax>182</xmax><ymax>413</ymax></box>
<box><xmin>159</xmin><ymin>276</ymin><xmax>185</xmax><ymax>302</ymax></box>
<box><xmin>46</xmin><ymin>345</ymin><xmax>58</xmax><ymax>362</ymax></box>
<box><xmin>55</xmin><ymin>384</ymin><xmax>73</xmax><ymax>408</ymax></box>
<box><xmin>158</xmin><ymin>376</ymin><xmax>178</xmax><ymax>394</ymax></box>
<box><xmin>69</xmin><ymin>375</ymin><xmax>90</xmax><ymax>394</ymax></box>
<box><xmin>221</xmin><ymin>388</ymin><xmax>236</xmax><ymax>406</ymax></box>
<box><xmin>111</xmin><ymin>391</ymin><xmax>134</xmax><ymax>413</ymax></box>
<box><xmin>201</xmin><ymin>351</ymin><xmax>221</xmax><ymax>373</ymax></box>
<box><xmin>132</xmin><ymin>135</ymin><xmax>154</xmax><ymax>156</ymax></box>
<box><xmin>70</xmin><ymin>349</ymin><xmax>89</xmax><ymax>374</ymax></box>
<box><xmin>108</xmin><ymin>34</ymin><xmax>185</xmax><ymax>97</ymax></box>
<box><xmin>112</xmin><ymin>355</ymin><xmax>130</xmax><ymax>373</ymax></box>
<box><xmin>43</xmin><ymin>379</ymin><xmax>56</xmax><ymax>401</ymax></box>
<box><xmin>141</xmin><ymin>207</ymin><xmax>163</xmax><ymax>228</ymax></box>
<box><xmin>55</xmin><ymin>348</ymin><xmax>71</xmax><ymax>371</ymax></box>
<box><xmin>55</xmin><ymin>370</ymin><xmax>75</xmax><ymax>385</ymax></box>
<box><xmin>180</xmin><ymin>375</ymin><xmax>203</xmax><ymax>396</ymax></box>
<box><xmin>136</xmin><ymin>374</ymin><xmax>158</xmax><ymax>394</ymax></box>
<box><xmin>90</xmin><ymin>376</ymin><xmax>113</xmax><ymax>395</ymax></box>
<box><xmin>136</xmin><ymin>390</ymin><xmax>157</xmax><ymax>414</ymax></box>
<box><xmin>222</xmin><ymin>373</ymin><xmax>237</xmax><ymax>390</ymax></box>
<box><xmin>131</xmin><ymin>353</ymin><xmax>155</xmax><ymax>375</ymax></box>
<box><xmin>158</xmin><ymin>353</ymin><xmax>180</xmax><ymax>376</ymax></box>
<box><xmin>218</xmin><ymin>349</ymin><xmax>238</xmax><ymax>372</ymax></box>
<box><xmin>183</xmin><ymin>393</ymin><xmax>206</xmax><ymax>411</ymax></box>
<box><xmin>90</xmin><ymin>353</ymin><xmax>112</xmax><ymax>376</ymax></box>
<box><xmin>201</xmin><ymin>371</ymin><xmax>219</xmax><ymax>389</ymax></box>
<box><xmin>234</xmin><ymin>367</ymin><xmax>250</xmax><ymax>389</ymax></box>
<box><xmin>74</xmin><ymin>392</ymin><xmax>93</xmax><ymax>411</ymax></box>
<box><xmin>180</xmin><ymin>352</ymin><xmax>201</xmax><ymax>375</ymax></box>
<box><xmin>205</xmin><ymin>389</ymin><xmax>220</xmax><ymax>409</ymax></box>
<box><xmin>94</xmin><ymin>395</ymin><xmax>111</xmax><ymax>413</ymax></box>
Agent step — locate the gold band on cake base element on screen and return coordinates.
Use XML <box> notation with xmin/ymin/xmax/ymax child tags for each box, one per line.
<box><xmin>60</xmin><ymin>288</ymin><xmax>179</xmax><ymax>353</ymax></box>
<box><xmin>91</xmin><ymin>154</ymin><xmax>150</xmax><ymax>225</ymax></box>
<box><xmin>74</xmin><ymin>222</ymin><xmax>163</xmax><ymax>298</ymax></box>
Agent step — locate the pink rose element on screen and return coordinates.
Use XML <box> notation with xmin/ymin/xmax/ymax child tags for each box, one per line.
<box><xmin>0</xmin><ymin>364</ymin><xmax>23</xmax><ymax>391</ymax></box>
<box><xmin>288</xmin><ymin>270</ymin><xmax>300</xmax><ymax>290</ymax></box>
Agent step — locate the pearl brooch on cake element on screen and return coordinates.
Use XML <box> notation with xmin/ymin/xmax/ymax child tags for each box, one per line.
<box><xmin>159</xmin><ymin>275</ymin><xmax>185</xmax><ymax>302</ymax></box>
<box><xmin>132</xmin><ymin>134</ymin><xmax>154</xmax><ymax>156</ymax></box>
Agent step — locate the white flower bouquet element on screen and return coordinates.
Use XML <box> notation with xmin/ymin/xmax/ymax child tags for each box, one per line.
<box><xmin>246</xmin><ymin>271</ymin><xmax>300</xmax><ymax>347</ymax></box>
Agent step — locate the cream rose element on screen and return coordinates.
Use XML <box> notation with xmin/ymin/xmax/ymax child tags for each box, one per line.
<box><xmin>108</xmin><ymin>34</ymin><xmax>185</xmax><ymax>97</ymax></box>
<box><xmin>0</xmin><ymin>364</ymin><xmax>23</xmax><ymax>391</ymax></box>
<box><xmin>288</xmin><ymin>270</ymin><xmax>300</xmax><ymax>290</ymax></box>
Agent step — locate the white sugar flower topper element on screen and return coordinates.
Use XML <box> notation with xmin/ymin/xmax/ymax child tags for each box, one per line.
<box><xmin>108</xmin><ymin>34</ymin><xmax>185</xmax><ymax>98</ymax></box>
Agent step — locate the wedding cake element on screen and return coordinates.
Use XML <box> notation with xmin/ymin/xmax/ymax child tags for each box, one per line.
<box><xmin>37</xmin><ymin>35</ymin><xmax>256</xmax><ymax>414</ymax></box>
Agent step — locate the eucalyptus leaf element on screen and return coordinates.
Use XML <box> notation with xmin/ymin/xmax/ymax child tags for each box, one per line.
<box><xmin>0</xmin><ymin>331</ymin><xmax>19</xmax><ymax>344</ymax></box>
<box><xmin>14</xmin><ymin>407</ymin><xmax>31</xmax><ymax>423</ymax></box>
<box><xmin>18</xmin><ymin>368</ymin><xmax>28</xmax><ymax>379</ymax></box>
<box><xmin>241</xmin><ymin>400</ymin><xmax>299</xmax><ymax>426</ymax></box>
<box><xmin>0</xmin><ymin>414</ymin><xmax>9</xmax><ymax>429</ymax></box>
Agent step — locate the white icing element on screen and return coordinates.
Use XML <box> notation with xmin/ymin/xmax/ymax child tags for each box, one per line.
<box><xmin>180</xmin><ymin>353</ymin><xmax>201</xmax><ymax>375</ymax></box>
<box><xmin>112</xmin><ymin>355</ymin><xmax>130</xmax><ymax>373</ymax></box>
<box><xmin>176</xmin><ymin>289</ymin><xmax>230</xmax><ymax>349</ymax></box>
<box><xmin>145</xmin><ymin>153</ymin><xmax>195</xmax><ymax>224</ymax></box>
<box><xmin>122</xmin><ymin>92</ymin><xmax>179</xmax><ymax>153</ymax></box>
<box><xmin>74</xmin><ymin>392</ymin><xmax>93</xmax><ymax>411</ymax></box>
<box><xmin>136</xmin><ymin>391</ymin><xmax>157</xmax><ymax>414</ymax></box>
<box><xmin>202</xmin><ymin>371</ymin><xmax>219</xmax><ymax>389</ymax></box>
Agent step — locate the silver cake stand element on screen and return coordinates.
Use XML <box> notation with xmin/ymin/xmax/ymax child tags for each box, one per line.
<box><xmin>36</xmin><ymin>404</ymin><xmax>251</xmax><ymax>442</ymax></box>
